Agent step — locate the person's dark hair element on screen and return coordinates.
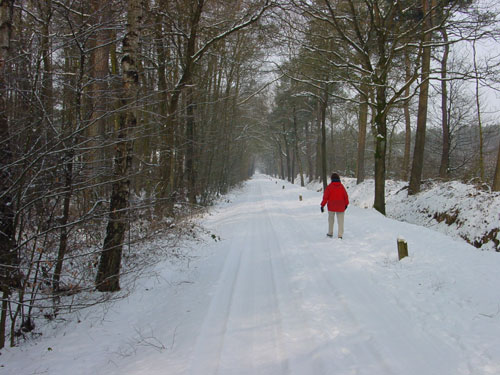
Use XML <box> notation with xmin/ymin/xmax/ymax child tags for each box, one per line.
<box><xmin>331</xmin><ymin>173</ymin><xmax>340</xmax><ymax>182</ymax></box>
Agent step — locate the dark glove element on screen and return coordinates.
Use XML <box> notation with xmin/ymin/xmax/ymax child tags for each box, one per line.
<box><xmin>320</xmin><ymin>206</ymin><xmax>324</xmax><ymax>213</ymax></box>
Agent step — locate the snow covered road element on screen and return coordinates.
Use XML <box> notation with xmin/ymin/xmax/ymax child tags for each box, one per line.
<box><xmin>186</xmin><ymin>175</ymin><xmax>459</xmax><ymax>375</ymax></box>
<box><xmin>3</xmin><ymin>174</ymin><xmax>500</xmax><ymax>374</ymax></box>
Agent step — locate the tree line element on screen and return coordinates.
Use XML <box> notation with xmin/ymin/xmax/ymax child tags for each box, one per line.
<box><xmin>259</xmin><ymin>0</ymin><xmax>500</xmax><ymax>215</ymax></box>
<box><xmin>0</xmin><ymin>0</ymin><xmax>273</xmax><ymax>348</ymax></box>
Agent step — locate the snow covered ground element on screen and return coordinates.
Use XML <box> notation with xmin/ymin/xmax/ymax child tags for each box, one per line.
<box><xmin>2</xmin><ymin>174</ymin><xmax>500</xmax><ymax>374</ymax></box>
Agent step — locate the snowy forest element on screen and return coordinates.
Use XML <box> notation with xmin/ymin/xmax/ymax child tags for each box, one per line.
<box><xmin>1</xmin><ymin>0</ymin><xmax>500</xmax><ymax>361</ymax></box>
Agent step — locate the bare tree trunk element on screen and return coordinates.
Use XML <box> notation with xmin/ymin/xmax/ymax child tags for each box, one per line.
<box><xmin>304</xmin><ymin>119</ymin><xmax>313</xmax><ymax>181</ymax></box>
<box><xmin>329</xmin><ymin>116</ymin><xmax>335</xmax><ymax>171</ymax></box>
<box><xmin>472</xmin><ymin>39</ymin><xmax>485</xmax><ymax>181</ymax></box>
<box><xmin>89</xmin><ymin>0</ymin><xmax>112</xmax><ymax>183</ymax></box>
<box><xmin>281</xmin><ymin>122</ymin><xmax>291</xmax><ymax>181</ymax></box>
<box><xmin>402</xmin><ymin>47</ymin><xmax>412</xmax><ymax>181</ymax></box>
<box><xmin>162</xmin><ymin>0</ymin><xmax>204</xmax><ymax>202</ymax></box>
<box><xmin>277</xmin><ymin>141</ymin><xmax>285</xmax><ymax>180</ymax></box>
<box><xmin>96</xmin><ymin>0</ymin><xmax>142</xmax><ymax>292</ymax></box>
<box><xmin>53</xmin><ymin>8</ymin><xmax>88</xmax><ymax>293</ymax></box>
<box><xmin>154</xmin><ymin>1</ymin><xmax>172</xmax><ymax>211</ymax></box>
<box><xmin>39</xmin><ymin>0</ymin><xmax>53</xmax><ymax>129</ymax></box>
<box><xmin>52</xmin><ymin>149</ymin><xmax>74</xmax><ymax>293</ymax></box>
<box><xmin>321</xmin><ymin>84</ymin><xmax>328</xmax><ymax>191</ymax></box>
<box><xmin>373</xmin><ymin>81</ymin><xmax>387</xmax><ymax>215</ymax></box>
<box><xmin>356</xmin><ymin>82</ymin><xmax>368</xmax><ymax>184</ymax></box>
<box><xmin>0</xmin><ymin>0</ymin><xmax>15</xmax><ymax>350</ymax></box>
<box><xmin>493</xmin><ymin>138</ymin><xmax>500</xmax><ymax>191</ymax></box>
<box><xmin>185</xmin><ymin>84</ymin><xmax>197</xmax><ymax>204</ymax></box>
<box><xmin>315</xmin><ymin>97</ymin><xmax>322</xmax><ymax>181</ymax></box>
<box><xmin>438</xmin><ymin>29</ymin><xmax>450</xmax><ymax>179</ymax></box>
<box><xmin>293</xmin><ymin>106</ymin><xmax>305</xmax><ymax>186</ymax></box>
<box><xmin>0</xmin><ymin>289</ymin><xmax>7</xmax><ymax>349</ymax></box>
<box><xmin>409</xmin><ymin>0</ymin><xmax>432</xmax><ymax>195</ymax></box>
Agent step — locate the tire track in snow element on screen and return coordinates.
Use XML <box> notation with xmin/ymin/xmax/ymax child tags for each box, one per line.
<box><xmin>261</xmin><ymin>186</ymin><xmax>394</xmax><ymax>375</ymax></box>
<box><xmin>188</xmin><ymin>180</ymin><xmax>289</xmax><ymax>375</ymax></box>
<box><xmin>187</xmin><ymin>231</ymin><xmax>244</xmax><ymax>375</ymax></box>
<box><xmin>242</xmin><ymin>181</ymin><xmax>290</xmax><ymax>374</ymax></box>
<box><xmin>259</xmin><ymin>188</ymin><xmax>332</xmax><ymax>375</ymax></box>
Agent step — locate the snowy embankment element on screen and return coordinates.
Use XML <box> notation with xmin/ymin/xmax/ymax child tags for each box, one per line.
<box><xmin>2</xmin><ymin>174</ymin><xmax>500</xmax><ymax>374</ymax></box>
<box><xmin>309</xmin><ymin>178</ymin><xmax>500</xmax><ymax>252</ymax></box>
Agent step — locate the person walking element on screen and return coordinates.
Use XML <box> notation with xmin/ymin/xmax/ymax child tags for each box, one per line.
<box><xmin>320</xmin><ymin>173</ymin><xmax>349</xmax><ymax>239</ymax></box>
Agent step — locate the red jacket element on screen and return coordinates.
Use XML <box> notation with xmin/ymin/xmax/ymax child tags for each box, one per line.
<box><xmin>321</xmin><ymin>181</ymin><xmax>349</xmax><ymax>212</ymax></box>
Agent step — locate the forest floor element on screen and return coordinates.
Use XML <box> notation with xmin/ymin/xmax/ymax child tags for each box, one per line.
<box><xmin>2</xmin><ymin>174</ymin><xmax>500</xmax><ymax>374</ymax></box>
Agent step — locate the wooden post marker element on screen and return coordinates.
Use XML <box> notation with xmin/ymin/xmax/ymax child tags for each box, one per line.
<box><xmin>299</xmin><ymin>195</ymin><xmax>302</xmax><ymax>201</ymax></box>
<box><xmin>397</xmin><ymin>237</ymin><xmax>408</xmax><ymax>260</ymax></box>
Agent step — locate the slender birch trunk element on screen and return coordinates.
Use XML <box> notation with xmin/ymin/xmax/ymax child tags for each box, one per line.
<box><xmin>96</xmin><ymin>0</ymin><xmax>143</xmax><ymax>292</ymax></box>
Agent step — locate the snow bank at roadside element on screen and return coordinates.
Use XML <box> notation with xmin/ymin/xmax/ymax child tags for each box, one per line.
<box><xmin>309</xmin><ymin>178</ymin><xmax>500</xmax><ymax>252</ymax></box>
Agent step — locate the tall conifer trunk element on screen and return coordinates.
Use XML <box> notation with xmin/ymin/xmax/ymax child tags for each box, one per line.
<box><xmin>0</xmin><ymin>0</ymin><xmax>15</xmax><ymax>349</ymax></box>
<box><xmin>356</xmin><ymin>82</ymin><xmax>368</xmax><ymax>184</ymax></box>
<box><xmin>293</xmin><ymin>106</ymin><xmax>305</xmax><ymax>186</ymax></box>
<box><xmin>373</xmin><ymin>78</ymin><xmax>387</xmax><ymax>215</ymax></box>
<box><xmin>409</xmin><ymin>0</ymin><xmax>433</xmax><ymax>195</ymax></box>
<box><xmin>402</xmin><ymin>47</ymin><xmax>412</xmax><ymax>181</ymax></box>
